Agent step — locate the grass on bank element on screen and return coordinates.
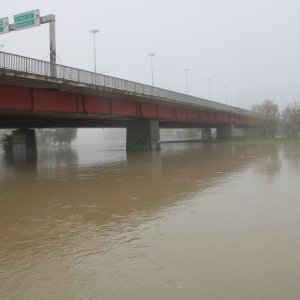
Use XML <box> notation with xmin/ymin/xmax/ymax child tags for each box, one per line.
<box><xmin>221</xmin><ymin>136</ymin><xmax>300</xmax><ymax>145</ymax></box>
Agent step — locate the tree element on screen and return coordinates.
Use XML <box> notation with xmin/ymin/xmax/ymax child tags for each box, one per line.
<box><xmin>0</xmin><ymin>131</ymin><xmax>13</xmax><ymax>152</ymax></box>
<box><xmin>0</xmin><ymin>129</ymin><xmax>12</xmax><ymax>139</ymax></box>
<box><xmin>51</xmin><ymin>128</ymin><xmax>77</xmax><ymax>145</ymax></box>
<box><xmin>36</xmin><ymin>128</ymin><xmax>77</xmax><ymax>146</ymax></box>
<box><xmin>282</xmin><ymin>101</ymin><xmax>300</xmax><ymax>136</ymax></box>
<box><xmin>252</xmin><ymin>99</ymin><xmax>279</xmax><ymax>138</ymax></box>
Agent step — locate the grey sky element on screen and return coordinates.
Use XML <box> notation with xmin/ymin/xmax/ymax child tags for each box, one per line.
<box><xmin>1</xmin><ymin>0</ymin><xmax>300</xmax><ymax>110</ymax></box>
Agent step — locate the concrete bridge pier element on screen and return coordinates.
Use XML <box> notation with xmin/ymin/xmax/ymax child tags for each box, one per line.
<box><xmin>201</xmin><ymin>128</ymin><xmax>212</xmax><ymax>141</ymax></box>
<box><xmin>217</xmin><ymin>124</ymin><xmax>235</xmax><ymax>139</ymax></box>
<box><xmin>126</xmin><ymin>120</ymin><xmax>161</xmax><ymax>151</ymax></box>
<box><xmin>11</xmin><ymin>129</ymin><xmax>37</xmax><ymax>159</ymax></box>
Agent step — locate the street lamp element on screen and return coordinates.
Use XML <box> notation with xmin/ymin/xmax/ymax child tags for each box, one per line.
<box><xmin>208</xmin><ymin>78</ymin><xmax>213</xmax><ymax>100</ymax></box>
<box><xmin>90</xmin><ymin>29</ymin><xmax>99</xmax><ymax>73</ymax></box>
<box><xmin>149</xmin><ymin>53</ymin><xmax>155</xmax><ymax>86</ymax></box>
<box><xmin>184</xmin><ymin>68</ymin><xmax>190</xmax><ymax>95</ymax></box>
<box><xmin>225</xmin><ymin>85</ymin><xmax>228</xmax><ymax>104</ymax></box>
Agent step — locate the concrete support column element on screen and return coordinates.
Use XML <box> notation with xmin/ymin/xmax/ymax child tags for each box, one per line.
<box><xmin>126</xmin><ymin>120</ymin><xmax>161</xmax><ymax>151</ymax></box>
<box><xmin>217</xmin><ymin>124</ymin><xmax>235</xmax><ymax>139</ymax></box>
<box><xmin>12</xmin><ymin>129</ymin><xmax>37</xmax><ymax>157</ymax></box>
<box><xmin>201</xmin><ymin>128</ymin><xmax>212</xmax><ymax>141</ymax></box>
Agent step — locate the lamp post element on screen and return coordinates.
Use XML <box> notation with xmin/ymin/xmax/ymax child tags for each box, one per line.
<box><xmin>184</xmin><ymin>68</ymin><xmax>190</xmax><ymax>95</ymax></box>
<box><xmin>208</xmin><ymin>78</ymin><xmax>213</xmax><ymax>100</ymax></box>
<box><xmin>149</xmin><ymin>53</ymin><xmax>155</xmax><ymax>86</ymax></box>
<box><xmin>225</xmin><ymin>85</ymin><xmax>228</xmax><ymax>104</ymax></box>
<box><xmin>90</xmin><ymin>29</ymin><xmax>99</xmax><ymax>73</ymax></box>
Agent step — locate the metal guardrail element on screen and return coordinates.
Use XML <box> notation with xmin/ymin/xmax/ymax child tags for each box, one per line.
<box><xmin>0</xmin><ymin>51</ymin><xmax>254</xmax><ymax>117</ymax></box>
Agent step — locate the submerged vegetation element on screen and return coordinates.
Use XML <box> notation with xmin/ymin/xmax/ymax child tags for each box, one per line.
<box><xmin>0</xmin><ymin>128</ymin><xmax>78</xmax><ymax>151</ymax></box>
<box><xmin>0</xmin><ymin>133</ymin><xmax>13</xmax><ymax>152</ymax></box>
<box><xmin>36</xmin><ymin>128</ymin><xmax>77</xmax><ymax>147</ymax></box>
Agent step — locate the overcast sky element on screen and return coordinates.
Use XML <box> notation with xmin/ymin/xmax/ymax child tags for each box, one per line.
<box><xmin>1</xmin><ymin>0</ymin><xmax>300</xmax><ymax>110</ymax></box>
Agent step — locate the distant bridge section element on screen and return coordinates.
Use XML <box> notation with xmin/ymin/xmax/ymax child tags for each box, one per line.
<box><xmin>0</xmin><ymin>51</ymin><xmax>259</xmax><ymax>151</ymax></box>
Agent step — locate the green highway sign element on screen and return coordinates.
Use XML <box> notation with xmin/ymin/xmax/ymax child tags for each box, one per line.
<box><xmin>14</xmin><ymin>9</ymin><xmax>40</xmax><ymax>30</ymax></box>
<box><xmin>0</xmin><ymin>17</ymin><xmax>9</xmax><ymax>34</ymax></box>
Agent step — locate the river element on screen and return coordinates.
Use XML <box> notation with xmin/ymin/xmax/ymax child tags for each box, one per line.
<box><xmin>1</xmin><ymin>141</ymin><xmax>300</xmax><ymax>299</ymax></box>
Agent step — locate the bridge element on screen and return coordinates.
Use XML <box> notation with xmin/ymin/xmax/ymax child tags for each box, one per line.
<box><xmin>0</xmin><ymin>51</ymin><xmax>259</xmax><ymax>152</ymax></box>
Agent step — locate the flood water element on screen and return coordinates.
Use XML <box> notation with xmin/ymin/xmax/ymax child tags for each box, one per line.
<box><xmin>1</xmin><ymin>141</ymin><xmax>300</xmax><ymax>299</ymax></box>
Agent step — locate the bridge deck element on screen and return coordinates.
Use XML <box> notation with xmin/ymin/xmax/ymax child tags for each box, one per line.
<box><xmin>0</xmin><ymin>51</ymin><xmax>254</xmax><ymax>117</ymax></box>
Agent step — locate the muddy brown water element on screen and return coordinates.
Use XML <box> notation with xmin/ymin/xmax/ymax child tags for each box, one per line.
<box><xmin>1</xmin><ymin>142</ymin><xmax>300</xmax><ymax>299</ymax></box>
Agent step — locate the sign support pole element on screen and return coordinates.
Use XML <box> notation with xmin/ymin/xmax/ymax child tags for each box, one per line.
<box><xmin>40</xmin><ymin>15</ymin><xmax>56</xmax><ymax>66</ymax></box>
<box><xmin>4</xmin><ymin>12</ymin><xmax>56</xmax><ymax>75</ymax></box>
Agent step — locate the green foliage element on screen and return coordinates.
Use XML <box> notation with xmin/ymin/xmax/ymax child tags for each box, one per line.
<box><xmin>282</xmin><ymin>102</ymin><xmax>300</xmax><ymax>136</ymax></box>
<box><xmin>252</xmin><ymin>99</ymin><xmax>279</xmax><ymax>138</ymax></box>
<box><xmin>126</xmin><ymin>140</ymin><xmax>149</xmax><ymax>151</ymax></box>
<box><xmin>36</xmin><ymin>128</ymin><xmax>77</xmax><ymax>147</ymax></box>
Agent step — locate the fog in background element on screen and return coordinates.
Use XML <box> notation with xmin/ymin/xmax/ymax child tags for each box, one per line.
<box><xmin>2</xmin><ymin>0</ymin><xmax>299</xmax><ymax>144</ymax></box>
<box><xmin>73</xmin><ymin>128</ymin><xmax>203</xmax><ymax>145</ymax></box>
<box><xmin>73</xmin><ymin>129</ymin><xmax>125</xmax><ymax>145</ymax></box>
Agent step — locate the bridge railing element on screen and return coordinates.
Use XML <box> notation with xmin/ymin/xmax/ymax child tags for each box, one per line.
<box><xmin>0</xmin><ymin>51</ymin><xmax>254</xmax><ymax>117</ymax></box>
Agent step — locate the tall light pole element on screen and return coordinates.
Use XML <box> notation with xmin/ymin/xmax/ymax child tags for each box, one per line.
<box><xmin>208</xmin><ymin>78</ymin><xmax>213</xmax><ymax>100</ymax></box>
<box><xmin>149</xmin><ymin>53</ymin><xmax>155</xmax><ymax>86</ymax></box>
<box><xmin>184</xmin><ymin>68</ymin><xmax>190</xmax><ymax>95</ymax></box>
<box><xmin>225</xmin><ymin>85</ymin><xmax>228</xmax><ymax>104</ymax></box>
<box><xmin>90</xmin><ymin>29</ymin><xmax>99</xmax><ymax>73</ymax></box>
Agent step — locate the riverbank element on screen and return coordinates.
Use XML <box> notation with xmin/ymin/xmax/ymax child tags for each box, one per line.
<box><xmin>222</xmin><ymin>136</ymin><xmax>300</xmax><ymax>145</ymax></box>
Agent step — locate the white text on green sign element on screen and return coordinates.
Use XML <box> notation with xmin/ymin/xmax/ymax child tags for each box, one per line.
<box><xmin>0</xmin><ymin>17</ymin><xmax>9</xmax><ymax>34</ymax></box>
<box><xmin>14</xmin><ymin>10</ymin><xmax>40</xmax><ymax>31</ymax></box>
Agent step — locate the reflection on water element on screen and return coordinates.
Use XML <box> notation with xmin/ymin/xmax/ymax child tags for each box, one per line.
<box><xmin>1</xmin><ymin>142</ymin><xmax>300</xmax><ymax>299</ymax></box>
